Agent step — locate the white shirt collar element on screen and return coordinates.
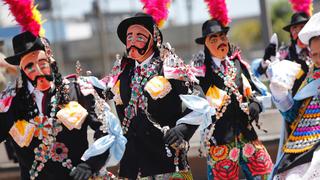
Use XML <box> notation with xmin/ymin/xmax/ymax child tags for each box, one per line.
<box><xmin>295</xmin><ymin>44</ymin><xmax>302</xmax><ymax>54</ymax></box>
<box><xmin>27</xmin><ymin>81</ymin><xmax>36</xmax><ymax>94</ymax></box>
<box><xmin>212</xmin><ymin>56</ymin><xmax>222</xmax><ymax>67</ymax></box>
<box><xmin>135</xmin><ymin>53</ymin><xmax>154</xmax><ymax>68</ymax></box>
<box><xmin>27</xmin><ymin>81</ymin><xmax>44</xmax><ymax>115</ymax></box>
<box><xmin>212</xmin><ymin>56</ymin><xmax>229</xmax><ymax>67</ymax></box>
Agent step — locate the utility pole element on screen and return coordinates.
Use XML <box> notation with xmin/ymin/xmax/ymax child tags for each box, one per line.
<box><xmin>259</xmin><ymin>0</ymin><xmax>272</xmax><ymax>46</ymax></box>
<box><xmin>44</xmin><ymin>0</ymin><xmax>64</xmax><ymax>73</ymax></box>
<box><xmin>95</xmin><ymin>0</ymin><xmax>109</xmax><ymax>75</ymax></box>
<box><xmin>186</xmin><ymin>0</ymin><xmax>193</xmax><ymax>60</ymax></box>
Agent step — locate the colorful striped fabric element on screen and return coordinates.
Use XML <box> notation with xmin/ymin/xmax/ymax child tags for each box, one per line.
<box><xmin>284</xmin><ymin>95</ymin><xmax>320</xmax><ymax>153</ymax></box>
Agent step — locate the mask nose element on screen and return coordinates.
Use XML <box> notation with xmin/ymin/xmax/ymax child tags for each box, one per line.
<box><xmin>35</xmin><ymin>64</ymin><xmax>44</xmax><ymax>75</ymax></box>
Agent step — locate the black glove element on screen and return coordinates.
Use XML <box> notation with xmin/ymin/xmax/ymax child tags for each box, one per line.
<box><xmin>249</xmin><ymin>102</ymin><xmax>261</xmax><ymax>123</ymax></box>
<box><xmin>70</xmin><ymin>163</ymin><xmax>92</xmax><ymax>180</ymax></box>
<box><xmin>163</xmin><ymin>124</ymin><xmax>197</xmax><ymax>146</ymax></box>
<box><xmin>263</xmin><ymin>43</ymin><xmax>276</xmax><ymax>61</ymax></box>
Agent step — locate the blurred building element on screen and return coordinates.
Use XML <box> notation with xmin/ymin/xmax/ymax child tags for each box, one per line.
<box><xmin>1</xmin><ymin>0</ymin><xmax>319</xmax><ymax>77</ymax></box>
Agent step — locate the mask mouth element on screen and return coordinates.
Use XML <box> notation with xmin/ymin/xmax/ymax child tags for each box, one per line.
<box><xmin>126</xmin><ymin>36</ymin><xmax>151</xmax><ymax>57</ymax></box>
<box><xmin>218</xmin><ymin>43</ymin><xmax>227</xmax><ymax>50</ymax></box>
<box><xmin>35</xmin><ymin>74</ymin><xmax>53</xmax><ymax>82</ymax></box>
<box><xmin>127</xmin><ymin>45</ymin><xmax>146</xmax><ymax>55</ymax></box>
<box><xmin>27</xmin><ymin>74</ymin><xmax>53</xmax><ymax>88</ymax></box>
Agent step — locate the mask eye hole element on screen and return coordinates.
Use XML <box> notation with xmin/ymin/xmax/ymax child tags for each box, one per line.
<box><xmin>24</xmin><ymin>63</ymin><xmax>35</xmax><ymax>73</ymax></box>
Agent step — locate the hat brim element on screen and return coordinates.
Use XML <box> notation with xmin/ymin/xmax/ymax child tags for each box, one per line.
<box><xmin>283</xmin><ymin>20</ymin><xmax>309</xmax><ymax>32</ymax></box>
<box><xmin>117</xmin><ymin>16</ymin><xmax>162</xmax><ymax>45</ymax></box>
<box><xmin>195</xmin><ymin>27</ymin><xmax>230</xmax><ymax>44</ymax></box>
<box><xmin>5</xmin><ymin>38</ymin><xmax>44</xmax><ymax>66</ymax></box>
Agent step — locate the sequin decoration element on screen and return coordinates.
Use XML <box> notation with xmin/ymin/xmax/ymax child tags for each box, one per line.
<box><xmin>283</xmin><ymin>95</ymin><xmax>320</xmax><ymax>153</ymax></box>
<box><xmin>211</xmin><ymin>60</ymin><xmax>249</xmax><ymax>119</ymax></box>
<box><xmin>122</xmin><ymin>57</ymin><xmax>162</xmax><ymax>134</ymax></box>
<box><xmin>34</xmin><ymin>144</ymin><xmax>50</xmax><ymax>163</ymax></box>
<box><xmin>50</xmin><ymin>142</ymin><xmax>68</xmax><ymax>162</ymax></box>
<box><xmin>30</xmin><ymin>116</ymin><xmax>52</xmax><ymax>140</ymax></box>
<box><xmin>29</xmin><ymin>79</ymin><xmax>73</xmax><ymax>180</ymax></box>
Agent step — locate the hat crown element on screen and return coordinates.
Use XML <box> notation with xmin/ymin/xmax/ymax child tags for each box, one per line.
<box><xmin>195</xmin><ymin>19</ymin><xmax>229</xmax><ymax>44</ymax></box>
<box><xmin>12</xmin><ymin>31</ymin><xmax>38</xmax><ymax>55</ymax></box>
<box><xmin>202</xmin><ymin>20</ymin><xmax>226</xmax><ymax>36</ymax></box>
<box><xmin>134</xmin><ymin>12</ymin><xmax>154</xmax><ymax>21</ymax></box>
<box><xmin>290</xmin><ymin>12</ymin><xmax>309</xmax><ymax>25</ymax></box>
<box><xmin>5</xmin><ymin>31</ymin><xmax>47</xmax><ymax>65</ymax></box>
<box><xmin>117</xmin><ymin>12</ymin><xmax>163</xmax><ymax>45</ymax></box>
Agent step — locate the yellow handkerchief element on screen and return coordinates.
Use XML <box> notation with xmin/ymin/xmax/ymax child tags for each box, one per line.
<box><xmin>111</xmin><ymin>80</ymin><xmax>123</xmax><ymax>105</ymax></box>
<box><xmin>56</xmin><ymin>101</ymin><xmax>88</xmax><ymax>130</ymax></box>
<box><xmin>9</xmin><ymin>119</ymin><xmax>35</xmax><ymax>147</ymax></box>
<box><xmin>206</xmin><ymin>85</ymin><xmax>228</xmax><ymax>109</ymax></box>
<box><xmin>144</xmin><ymin>76</ymin><xmax>172</xmax><ymax>100</ymax></box>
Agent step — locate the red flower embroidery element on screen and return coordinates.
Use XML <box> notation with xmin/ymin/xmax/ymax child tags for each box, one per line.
<box><xmin>213</xmin><ymin>159</ymin><xmax>239</xmax><ymax>180</ymax></box>
<box><xmin>247</xmin><ymin>149</ymin><xmax>273</xmax><ymax>176</ymax></box>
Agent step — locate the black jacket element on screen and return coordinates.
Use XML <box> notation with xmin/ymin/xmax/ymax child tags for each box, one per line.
<box><xmin>196</xmin><ymin>48</ymin><xmax>262</xmax><ymax>145</ymax></box>
<box><xmin>0</xmin><ymin>77</ymin><xmax>107</xmax><ymax>180</ymax></box>
<box><xmin>111</xmin><ymin>55</ymin><xmax>197</xmax><ymax>179</ymax></box>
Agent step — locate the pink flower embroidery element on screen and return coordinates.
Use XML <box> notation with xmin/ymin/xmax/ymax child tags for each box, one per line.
<box><xmin>243</xmin><ymin>143</ymin><xmax>255</xmax><ymax>158</ymax></box>
<box><xmin>229</xmin><ymin>147</ymin><xmax>240</xmax><ymax>162</ymax></box>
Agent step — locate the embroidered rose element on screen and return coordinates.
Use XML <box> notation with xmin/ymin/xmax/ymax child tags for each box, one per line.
<box><xmin>229</xmin><ymin>147</ymin><xmax>240</xmax><ymax>162</ymax></box>
<box><xmin>243</xmin><ymin>143</ymin><xmax>255</xmax><ymax>158</ymax></box>
<box><xmin>247</xmin><ymin>149</ymin><xmax>273</xmax><ymax>176</ymax></box>
<box><xmin>210</xmin><ymin>145</ymin><xmax>229</xmax><ymax>161</ymax></box>
<box><xmin>213</xmin><ymin>159</ymin><xmax>239</xmax><ymax>180</ymax></box>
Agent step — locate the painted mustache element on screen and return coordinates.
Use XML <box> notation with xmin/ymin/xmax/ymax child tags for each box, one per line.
<box><xmin>35</xmin><ymin>74</ymin><xmax>53</xmax><ymax>82</ymax></box>
<box><xmin>127</xmin><ymin>45</ymin><xmax>147</xmax><ymax>55</ymax></box>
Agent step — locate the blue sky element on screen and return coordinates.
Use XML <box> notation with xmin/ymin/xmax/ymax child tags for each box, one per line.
<box><xmin>55</xmin><ymin>0</ymin><xmax>261</xmax><ymax>24</ymax></box>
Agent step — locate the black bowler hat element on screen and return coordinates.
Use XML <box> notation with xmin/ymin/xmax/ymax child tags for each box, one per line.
<box><xmin>5</xmin><ymin>31</ymin><xmax>47</xmax><ymax>65</ymax></box>
<box><xmin>195</xmin><ymin>19</ymin><xmax>230</xmax><ymax>44</ymax></box>
<box><xmin>117</xmin><ymin>12</ymin><xmax>163</xmax><ymax>45</ymax></box>
<box><xmin>283</xmin><ymin>12</ymin><xmax>310</xmax><ymax>32</ymax></box>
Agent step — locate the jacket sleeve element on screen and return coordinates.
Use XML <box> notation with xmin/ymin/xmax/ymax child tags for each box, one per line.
<box><xmin>0</xmin><ymin>94</ymin><xmax>17</xmax><ymax>143</ymax></box>
<box><xmin>171</xmin><ymin>80</ymin><xmax>204</xmax><ymax>141</ymax></box>
<box><xmin>0</xmin><ymin>112</ymin><xmax>12</xmax><ymax>143</ymax></box>
<box><xmin>76</xmin><ymin>83</ymin><xmax>110</xmax><ymax>172</ymax></box>
<box><xmin>279</xmin><ymin>99</ymin><xmax>302</xmax><ymax>124</ymax></box>
<box><xmin>81</xmin><ymin>93</ymin><xmax>106</xmax><ymax>139</ymax></box>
